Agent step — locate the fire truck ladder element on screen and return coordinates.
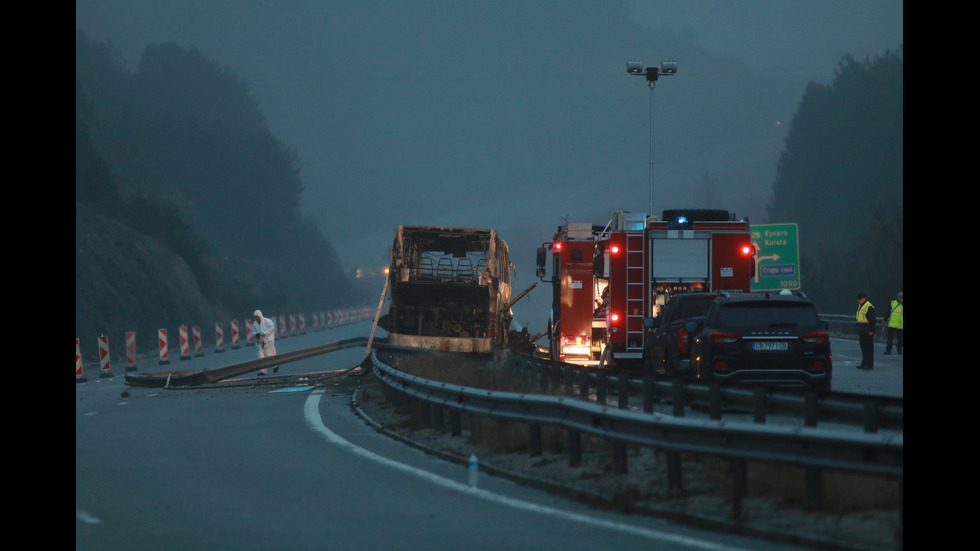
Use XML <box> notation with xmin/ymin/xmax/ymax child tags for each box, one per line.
<box><xmin>625</xmin><ymin>229</ymin><xmax>646</xmax><ymax>352</ymax></box>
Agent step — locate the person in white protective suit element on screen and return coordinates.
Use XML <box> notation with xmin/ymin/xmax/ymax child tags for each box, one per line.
<box><xmin>252</xmin><ymin>309</ymin><xmax>278</xmax><ymax>376</ymax></box>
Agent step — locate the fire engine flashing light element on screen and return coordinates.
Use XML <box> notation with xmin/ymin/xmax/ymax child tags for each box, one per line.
<box><xmin>554</xmin><ymin>241</ymin><xmax>563</xmax><ymax>252</ymax></box>
<box><xmin>609</xmin><ymin>312</ymin><xmax>620</xmax><ymax>323</ymax></box>
<box><xmin>610</xmin><ymin>245</ymin><xmax>620</xmax><ymax>254</ymax></box>
<box><xmin>740</xmin><ymin>244</ymin><xmax>753</xmax><ymax>256</ymax></box>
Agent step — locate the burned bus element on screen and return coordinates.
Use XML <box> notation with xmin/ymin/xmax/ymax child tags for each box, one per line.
<box><xmin>387</xmin><ymin>225</ymin><xmax>513</xmax><ymax>353</ymax></box>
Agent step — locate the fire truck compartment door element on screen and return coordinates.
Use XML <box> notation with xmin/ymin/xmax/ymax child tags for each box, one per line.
<box><xmin>651</xmin><ymin>238</ymin><xmax>708</xmax><ymax>280</ymax></box>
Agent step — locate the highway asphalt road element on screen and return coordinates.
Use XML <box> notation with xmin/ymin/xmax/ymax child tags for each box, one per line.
<box><xmin>77</xmin><ymin>322</ymin><xmax>898</xmax><ymax>550</ymax></box>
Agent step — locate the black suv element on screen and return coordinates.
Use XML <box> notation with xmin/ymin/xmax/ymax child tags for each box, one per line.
<box><xmin>689</xmin><ymin>292</ymin><xmax>832</xmax><ymax>391</ymax></box>
<box><xmin>643</xmin><ymin>293</ymin><xmax>719</xmax><ymax>379</ymax></box>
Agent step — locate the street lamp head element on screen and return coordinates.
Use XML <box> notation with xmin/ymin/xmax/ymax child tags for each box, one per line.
<box><xmin>626</xmin><ymin>60</ymin><xmax>678</xmax><ymax>82</ymax></box>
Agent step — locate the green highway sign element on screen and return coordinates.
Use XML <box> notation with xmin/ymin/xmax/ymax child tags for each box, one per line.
<box><xmin>749</xmin><ymin>223</ymin><xmax>800</xmax><ymax>291</ymax></box>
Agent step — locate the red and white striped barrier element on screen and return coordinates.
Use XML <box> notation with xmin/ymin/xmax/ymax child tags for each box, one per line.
<box><xmin>231</xmin><ymin>320</ymin><xmax>241</xmax><ymax>349</ymax></box>
<box><xmin>289</xmin><ymin>314</ymin><xmax>297</xmax><ymax>336</ymax></box>
<box><xmin>179</xmin><ymin>325</ymin><xmax>191</xmax><ymax>360</ymax></box>
<box><xmin>126</xmin><ymin>331</ymin><xmax>138</xmax><ymax>372</ymax></box>
<box><xmin>158</xmin><ymin>328</ymin><xmax>170</xmax><ymax>365</ymax></box>
<box><xmin>215</xmin><ymin>323</ymin><xmax>226</xmax><ymax>353</ymax></box>
<box><xmin>98</xmin><ymin>335</ymin><xmax>113</xmax><ymax>379</ymax></box>
<box><xmin>193</xmin><ymin>326</ymin><xmax>204</xmax><ymax>357</ymax></box>
<box><xmin>278</xmin><ymin>315</ymin><xmax>286</xmax><ymax>338</ymax></box>
<box><xmin>244</xmin><ymin>318</ymin><xmax>254</xmax><ymax>346</ymax></box>
<box><xmin>299</xmin><ymin>313</ymin><xmax>306</xmax><ymax>334</ymax></box>
<box><xmin>76</xmin><ymin>338</ymin><xmax>88</xmax><ymax>383</ymax></box>
<box><xmin>311</xmin><ymin>312</ymin><xmax>319</xmax><ymax>331</ymax></box>
<box><xmin>326</xmin><ymin>310</ymin><xmax>333</xmax><ymax>327</ymax></box>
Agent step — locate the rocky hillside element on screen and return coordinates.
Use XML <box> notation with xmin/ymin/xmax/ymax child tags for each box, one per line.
<box><xmin>76</xmin><ymin>203</ymin><xmax>216</xmax><ymax>364</ymax></box>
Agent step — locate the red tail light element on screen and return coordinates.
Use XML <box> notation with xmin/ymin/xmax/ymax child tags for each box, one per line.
<box><xmin>677</xmin><ymin>328</ymin><xmax>690</xmax><ymax>354</ymax></box>
<box><xmin>800</xmin><ymin>331</ymin><xmax>829</xmax><ymax>345</ymax></box>
<box><xmin>709</xmin><ymin>331</ymin><xmax>740</xmax><ymax>345</ymax></box>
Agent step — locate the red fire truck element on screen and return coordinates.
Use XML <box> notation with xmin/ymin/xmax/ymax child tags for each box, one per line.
<box><xmin>536</xmin><ymin>209</ymin><xmax>755</xmax><ymax>370</ymax></box>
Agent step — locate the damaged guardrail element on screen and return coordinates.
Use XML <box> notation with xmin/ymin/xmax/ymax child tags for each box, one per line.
<box><xmin>124</xmin><ymin>337</ymin><xmax>370</xmax><ymax>388</ymax></box>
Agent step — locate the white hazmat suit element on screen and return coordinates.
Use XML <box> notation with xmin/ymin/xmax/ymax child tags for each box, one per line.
<box><xmin>252</xmin><ymin>309</ymin><xmax>278</xmax><ymax>375</ymax></box>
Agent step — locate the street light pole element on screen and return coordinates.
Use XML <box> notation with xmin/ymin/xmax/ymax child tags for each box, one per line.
<box><xmin>627</xmin><ymin>60</ymin><xmax>677</xmax><ymax>218</ymax></box>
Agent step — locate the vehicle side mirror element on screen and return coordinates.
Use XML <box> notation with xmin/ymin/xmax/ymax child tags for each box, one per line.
<box><xmin>643</xmin><ymin>317</ymin><xmax>655</xmax><ymax>329</ymax></box>
<box><xmin>684</xmin><ymin>320</ymin><xmax>700</xmax><ymax>333</ymax></box>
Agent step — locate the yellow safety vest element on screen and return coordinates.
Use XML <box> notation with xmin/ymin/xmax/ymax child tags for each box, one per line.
<box><xmin>888</xmin><ymin>300</ymin><xmax>903</xmax><ymax>329</ymax></box>
<box><xmin>856</xmin><ymin>300</ymin><xmax>874</xmax><ymax>323</ymax></box>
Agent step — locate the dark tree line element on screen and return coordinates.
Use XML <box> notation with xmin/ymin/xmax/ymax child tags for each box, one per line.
<box><xmin>76</xmin><ymin>31</ymin><xmax>353</xmax><ymax>318</ymax></box>
<box><xmin>767</xmin><ymin>47</ymin><xmax>903</xmax><ymax>314</ymax></box>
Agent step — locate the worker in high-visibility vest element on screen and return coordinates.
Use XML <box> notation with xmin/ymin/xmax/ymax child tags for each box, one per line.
<box><xmin>884</xmin><ymin>291</ymin><xmax>903</xmax><ymax>355</ymax></box>
<box><xmin>855</xmin><ymin>292</ymin><xmax>876</xmax><ymax>370</ymax></box>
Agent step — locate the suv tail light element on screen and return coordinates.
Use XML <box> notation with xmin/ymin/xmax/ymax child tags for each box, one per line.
<box><xmin>709</xmin><ymin>331</ymin><xmax>740</xmax><ymax>345</ymax></box>
<box><xmin>800</xmin><ymin>331</ymin><xmax>830</xmax><ymax>345</ymax></box>
<box><xmin>808</xmin><ymin>360</ymin><xmax>828</xmax><ymax>372</ymax></box>
<box><xmin>677</xmin><ymin>328</ymin><xmax>689</xmax><ymax>354</ymax></box>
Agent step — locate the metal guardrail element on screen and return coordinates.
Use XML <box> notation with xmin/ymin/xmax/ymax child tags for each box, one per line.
<box><xmin>370</xmin><ymin>349</ymin><xmax>903</xmax><ymax>480</ymax></box>
<box><xmin>509</xmin><ymin>354</ymin><xmax>903</xmax><ymax>432</ymax></box>
<box><xmin>370</xmin><ymin>346</ymin><xmax>903</xmax><ymax>523</ymax></box>
<box><xmin>820</xmin><ymin>313</ymin><xmax>888</xmax><ymax>342</ymax></box>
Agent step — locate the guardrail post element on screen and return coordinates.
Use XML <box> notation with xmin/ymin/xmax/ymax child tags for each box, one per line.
<box><xmin>672</xmin><ymin>378</ymin><xmax>685</xmax><ymax>417</ymax></box>
<box><xmin>529</xmin><ymin>423</ymin><xmax>542</xmax><ymax>457</ymax></box>
<box><xmin>709</xmin><ymin>381</ymin><xmax>723</xmax><ymax>420</ymax></box>
<box><xmin>596</xmin><ymin>370</ymin><xmax>607</xmax><ymax>405</ymax></box>
<box><xmin>469</xmin><ymin>413</ymin><xmax>483</xmax><ymax>443</ymax></box>
<box><xmin>731</xmin><ymin>458</ymin><xmax>747</xmax><ymax>519</ymax></box>
<box><xmin>513</xmin><ymin>357</ymin><xmax>525</xmax><ymax>385</ymax></box>
<box><xmin>568</xmin><ymin>429</ymin><xmax>582</xmax><ymax>467</ymax></box>
<box><xmin>805</xmin><ymin>467</ymin><xmax>823</xmax><ymax>510</ymax></box>
<box><xmin>449</xmin><ymin>409</ymin><xmax>461</xmax><ymax>437</ymax></box>
<box><xmin>666</xmin><ymin>451</ymin><xmax>682</xmax><ymax>493</ymax></box>
<box><xmin>419</xmin><ymin>400</ymin><xmax>432</xmax><ymax>427</ymax></box>
<box><xmin>432</xmin><ymin>404</ymin><xmax>444</xmax><ymax>428</ymax></box>
<box><xmin>864</xmin><ymin>398</ymin><xmax>881</xmax><ymax>433</ymax></box>
<box><xmin>579</xmin><ymin>368</ymin><xmax>590</xmax><ymax>400</ymax></box>
<box><xmin>753</xmin><ymin>387</ymin><xmax>768</xmax><ymax>423</ymax></box>
<box><xmin>617</xmin><ymin>371</ymin><xmax>629</xmax><ymax>409</ymax></box>
<box><xmin>642</xmin><ymin>374</ymin><xmax>654</xmax><ymax>413</ymax></box>
<box><xmin>804</xmin><ymin>390</ymin><xmax>818</xmax><ymax>427</ymax></box>
<box><xmin>612</xmin><ymin>441</ymin><xmax>627</xmax><ymax>474</ymax></box>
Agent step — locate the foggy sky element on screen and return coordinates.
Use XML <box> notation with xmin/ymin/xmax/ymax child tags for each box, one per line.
<box><xmin>75</xmin><ymin>1</ymin><xmax>902</xmax><ymax>327</ymax></box>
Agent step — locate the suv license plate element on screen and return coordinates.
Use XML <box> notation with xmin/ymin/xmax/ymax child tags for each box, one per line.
<box><xmin>752</xmin><ymin>341</ymin><xmax>789</xmax><ymax>351</ymax></box>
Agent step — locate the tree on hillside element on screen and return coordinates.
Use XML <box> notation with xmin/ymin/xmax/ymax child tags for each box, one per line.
<box><xmin>766</xmin><ymin>47</ymin><xmax>902</xmax><ymax>313</ymax></box>
<box><xmin>76</xmin><ymin>32</ymin><xmax>353</xmax><ymax>314</ymax></box>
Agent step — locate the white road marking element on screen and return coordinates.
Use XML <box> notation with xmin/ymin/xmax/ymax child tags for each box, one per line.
<box><xmin>304</xmin><ymin>391</ymin><xmax>753</xmax><ymax>551</ymax></box>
